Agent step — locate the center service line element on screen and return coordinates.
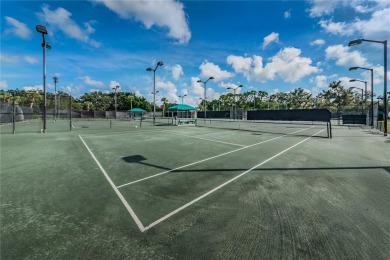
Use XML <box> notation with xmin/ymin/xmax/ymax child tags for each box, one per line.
<box><xmin>79</xmin><ymin>135</ymin><xmax>146</xmax><ymax>232</ymax></box>
<box><xmin>143</xmin><ymin>128</ymin><xmax>325</xmax><ymax>232</ymax></box>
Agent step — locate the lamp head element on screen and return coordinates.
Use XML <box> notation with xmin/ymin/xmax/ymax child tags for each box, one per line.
<box><xmin>227</xmin><ymin>87</ymin><xmax>232</xmax><ymax>90</ymax></box>
<box><xmin>349</xmin><ymin>67</ymin><xmax>359</xmax><ymax>71</ymax></box>
<box><xmin>197</xmin><ymin>80</ymin><xmax>202</xmax><ymax>83</ymax></box>
<box><xmin>43</xmin><ymin>42</ymin><xmax>51</xmax><ymax>49</ymax></box>
<box><xmin>238</xmin><ymin>84</ymin><xmax>243</xmax><ymax>88</ymax></box>
<box><xmin>349</xmin><ymin>79</ymin><xmax>356</xmax><ymax>82</ymax></box>
<box><xmin>157</xmin><ymin>61</ymin><xmax>164</xmax><ymax>66</ymax></box>
<box><xmin>348</xmin><ymin>39</ymin><xmax>363</xmax><ymax>46</ymax></box>
<box><xmin>146</xmin><ymin>67</ymin><xmax>153</xmax><ymax>72</ymax></box>
<box><xmin>36</xmin><ymin>25</ymin><xmax>47</xmax><ymax>34</ymax></box>
<box><xmin>209</xmin><ymin>76</ymin><xmax>214</xmax><ymax>80</ymax></box>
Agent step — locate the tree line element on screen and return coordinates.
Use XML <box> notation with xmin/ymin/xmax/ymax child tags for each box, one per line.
<box><xmin>0</xmin><ymin>81</ymin><xmax>375</xmax><ymax>114</ymax></box>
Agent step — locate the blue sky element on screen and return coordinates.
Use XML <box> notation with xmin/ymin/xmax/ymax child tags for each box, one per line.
<box><xmin>1</xmin><ymin>0</ymin><xmax>389</xmax><ymax>106</ymax></box>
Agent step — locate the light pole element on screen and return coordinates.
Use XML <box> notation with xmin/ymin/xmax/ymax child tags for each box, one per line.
<box><xmin>349</xmin><ymin>38</ymin><xmax>387</xmax><ymax>135</ymax></box>
<box><xmin>350</xmin><ymin>79</ymin><xmax>371</xmax><ymax>126</ymax></box>
<box><xmin>146</xmin><ymin>61</ymin><xmax>164</xmax><ymax>126</ymax></box>
<box><xmin>112</xmin><ymin>85</ymin><xmax>120</xmax><ymax>119</ymax></box>
<box><xmin>36</xmin><ymin>25</ymin><xmax>51</xmax><ymax>133</ymax></box>
<box><xmin>349</xmin><ymin>87</ymin><xmax>364</xmax><ymax>113</ymax></box>
<box><xmin>197</xmin><ymin>77</ymin><xmax>214</xmax><ymax>121</ymax></box>
<box><xmin>53</xmin><ymin>76</ymin><xmax>58</xmax><ymax>121</ymax></box>
<box><xmin>227</xmin><ymin>84</ymin><xmax>243</xmax><ymax>120</ymax></box>
<box><xmin>349</xmin><ymin>66</ymin><xmax>374</xmax><ymax>126</ymax></box>
<box><xmin>179</xmin><ymin>94</ymin><xmax>187</xmax><ymax>104</ymax></box>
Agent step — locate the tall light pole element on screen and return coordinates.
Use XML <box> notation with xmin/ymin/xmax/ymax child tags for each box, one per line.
<box><xmin>146</xmin><ymin>61</ymin><xmax>164</xmax><ymax>126</ymax></box>
<box><xmin>349</xmin><ymin>79</ymin><xmax>371</xmax><ymax>126</ymax></box>
<box><xmin>197</xmin><ymin>77</ymin><xmax>214</xmax><ymax>122</ymax></box>
<box><xmin>179</xmin><ymin>94</ymin><xmax>187</xmax><ymax>104</ymax></box>
<box><xmin>53</xmin><ymin>76</ymin><xmax>58</xmax><ymax>121</ymax></box>
<box><xmin>349</xmin><ymin>87</ymin><xmax>364</xmax><ymax>113</ymax></box>
<box><xmin>349</xmin><ymin>66</ymin><xmax>374</xmax><ymax>126</ymax></box>
<box><xmin>349</xmin><ymin>38</ymin><xmax>387</xmax><ymax>136</ymax></box>
<box><xmin>36</xmin><ymin>25</ymin><xmax>51</xmax><ymax>133</ymax></box>
<box><xmin>112</xmin><ymin>85</ymin><xmax>120</xmax><ymax>119</ymax></box>
<box><xmin>227</xmin><ymin>84</ymin><xmax>243</xmax><ymax>120</ymax></box>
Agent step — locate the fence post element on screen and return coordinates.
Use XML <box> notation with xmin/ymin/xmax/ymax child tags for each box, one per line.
<box><xmin>12</xmin><ymin>91</ymin><xmax>15</xmax><ymax>134</ymax></box>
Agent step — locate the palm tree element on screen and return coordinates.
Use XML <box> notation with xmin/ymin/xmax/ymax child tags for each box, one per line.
<box><xmin>161</xmin><ymin>97</ymin><xmax>168</xmax><ymax>116</ymax></box>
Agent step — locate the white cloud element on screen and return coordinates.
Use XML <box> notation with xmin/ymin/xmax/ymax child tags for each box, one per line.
<box><xmin>252</xmin><ymin>48</ymin><xmax>319</xmax><ymax>83</ymax></box>
<box><xmin>262</xmin><ymin>32</ymin><xmax>279</xmax><ymax>49</ymax></box>
<box><xmin>94</xmin><ymin>0</ymin><xmax>191</xmax><ymax>44</ymax></box>
<box><xmin>307</xmin><ymin>0</ymin><xmax>341</xmax><ymax>18</ymax></box>
<box><xmin>284</xmin><ymin>10</ymin><xmax>291</xmax><ymax>19</ymax></box>
<box><xmin>226</xmin><ymin>55</ymin><xmax>252</xmax><ymax>77</ymax></box>
<box><xmin>23</xmin><ymin>85</ymin><xmax>43</xmax><ymax>91</ymax></box>
<box><xmin>109</xmin><ymin>81</ymin><xmax>121</xmax><ymax>90</ymax></box>
<box><xmin>351</xmin><ymin>8</ymin><xmax>390</xmax><ymax>40</ymax></box>
<box><xmin>0</xmin><ymin>54</ymin><xmax>19</xmax><ymax>63</ymax></box>
<box><xmin>310</xmin><ymin>75</ymin><xmax>328</xmax><ymax>88</ymax></box>
<box><xmin>325</xmin><ymin>44</ymin><xmax>367</xmax><ymax>67</ymax></box>
<box><xmin>24</xmin><ymin>56</ymin><xmax>38</xmax><ymax>64</ymax></box>
<box><xmin>79</xmin><ymin>76</ymin><xmax>104</xmax><ymax>87</ymax></box>
<box><xmin>1</xmin><ymin>80</ymin><xmax>8</xmax><ymax>89</ymax></box>
<box><xmin>156</xmin><ymin>80</ymin><xmax>178</xmax><ymax>104</ymax></box>
<box><xmin>319</xmin><ymin>19</ymin><xmax>354</xmax><ymax>36</ymax></box>
<box><xmin>37</xmin><ymin>5</ymin><xmax>102</xmax><ymax>47</ymax></box>
<box><xmin>4</xmin><ymin>16</ymin><xmax>32</xmax><ymax>40</ymax></box>
<box><xmin>171</xmin><ymin>64</ymin><xmax>183</xmax><ymax>80</ymax></box>
<box><xmin>338</xmin><ymin>77</ymin><xmax>356</xmax><ymax>89</ymax></box>
<box><xmin>219</xmin><ymin>82</ymin><xmax>243</xmax><ymax>94</ymax></box>
<box><xmin>199</xmin><ymin>61</ymin><xmax>234</xmax><ymax>82</ymax></box>
<box><xmin>310</xmin><ymin>39</ymin><xmax>325</xmax><ymax>46</ymax></box>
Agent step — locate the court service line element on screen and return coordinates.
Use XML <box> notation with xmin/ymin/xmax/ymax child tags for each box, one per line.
<box><xmin>116</xmin><ymin>126</ymin><xmax>314</xmax><ymax>189</ymax></box>
<box><xmin>160</xmin><ymin>130</ymin><xmax>246</xmax><ymax>147</ymax></box>
<box><xmin>78</xmin><ymin>135</ymin><xmax>146</xmax><ymax>232</ymax></box>
<box><xmin>143</xmin><ymin>128</ymin><xmax>325</xmax><ymax>232</ymax></box>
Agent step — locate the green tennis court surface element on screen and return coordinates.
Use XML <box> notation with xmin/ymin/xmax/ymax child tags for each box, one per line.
<box><xmin>1</xmin><ymin>122</ymin><xmax>389</xmax><ymax>259</ymax></box>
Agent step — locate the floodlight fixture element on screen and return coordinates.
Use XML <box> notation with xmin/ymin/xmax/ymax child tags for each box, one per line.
<box><xmin>146</xmin><ymin>60</ymin><xmax>164</xmax><ymax>125</ymax></box>
<box><xmin>36</xmin><ymin>25</ymin><xmax>47</xmax><ymax>34</ymax></box>
<box><xmin>348</xmin><ymin>38</ymin><xmax>387</xmax><ymax>135</ymax></box>
<box><xmin>36</xmin><ymin>24</ymin><xmax>50</xmax><ymax>133</ymax></box>
<box><xmin>348</xmin><ymin>39</ymin><xmax>363</xmax><ymax>46</ymax></box>
<box><xmin>197</xmin><ymin>77</ymin><xmax>214</xmax><ymax>121</ymax></box>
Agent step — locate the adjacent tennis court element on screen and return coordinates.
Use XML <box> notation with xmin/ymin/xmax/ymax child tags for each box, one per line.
<box><xmin>1</xmin><ymin>121</ymin><xmax>389</xmax><ymax>259</ymax></box>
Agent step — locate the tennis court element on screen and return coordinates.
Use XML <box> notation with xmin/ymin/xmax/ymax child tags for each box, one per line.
<box><xmin>1</xmin><ymin>120</ymin><xmax>389</xmax><ymax>259</ymax></box>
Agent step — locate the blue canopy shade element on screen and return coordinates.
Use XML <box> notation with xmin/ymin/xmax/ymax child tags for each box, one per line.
<box><xmin>168</xmin><ymin>104</ymin><xmax>197</xmax><ymax>111</ymax></box>
<box><xmin>128</xmin><ymin>108</ymin><xmax>147</xmax><ymax>113</ymax></box>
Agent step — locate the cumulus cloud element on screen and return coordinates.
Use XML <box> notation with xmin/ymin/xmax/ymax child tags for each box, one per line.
<box><xmin>262</xmin><ymin>32</ymin><xmax>279</xmax><ymax>49</ymax></box>
<box><xmin>0</xmin><ymin>54</ymin><xmax>20</xmax><ymax>63</ymax></box>
<box><xmin>227</xmin><ymin>48</ymin><xmax>319</xmax><ymax>83</ymax></box>
<box><xmin>156</xmin><ymin>80</ymin><xmax>178</xmax><ymax>104</ymax></box>
<box><xmin>4</xmin><ymin>17</ymin><xmax>32</xmax><ymax>40</ymax></box>
<box><xmin>310</xmin><ymin>39</ymin><xmax>325</xmax><ymax>46</ymax></box>
<box><xmin>325</xmin><ymin>44</ymin><xmax>367</xmax><ymax>67</ymax></box>
<box><xmin>1</xmin><ymin>80</ymin><xmax>8</xmax><ymax>89</ymax></box>
<box><xmin>319</xmin><ymin>19</ymin><xmax>354</xmax><ymax>35</ymax></box>
<box><xmin>307</xmin><ymin>0</ymin><xmax>341</xmax><ymax>18</ymax></box>
<box><xmin>37</xmin><ymin>5</ymin><xmax>101</xmax><ymax>47</ymax></box>
<box><xmin>80</xmin><ymin>76</ymin><xmax>104</xmax><ymax>87</ymax></box>
<box><xmin>109</xmin><ymin>81</ymin><xmax>121</xmax><ymax>90</ymax></box>
<box><xmin>226</xmin><ymin>55</ymin><xmax>252</xmax><ymax>77</ymax></box>
<box><xmin>171</xmin><ymin>64</ymin><xmax>183</xmax><ymax>80</ymax></box>
<box><xmin>199</xmin><ymin>61</ymin><xmax>234</xmax><ymax>82</ymax></box>
<box><xmin>93</xmin><ymin>0</ymin><xmax>191</xmax><ymax>44</ymax></box>
<box><xmin>310</xmin><ymin>75</ymin><xmax>328</xmax><ymax>88</ymax></box>
<box><xmin>23</xmin><ymin>85</ymin><xmax>43</xmax><ymax>91</ymax></box>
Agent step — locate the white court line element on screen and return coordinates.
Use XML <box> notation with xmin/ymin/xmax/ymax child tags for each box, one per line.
<box><xmin>160</xmin><ymin>130</ymin><xmax>246</xmax><ymax>147</ymax></box>
<box><xmin>143</xmin><ymin>128</ymin><xmax>325</xmax><ymax>231</ymax></box>
<box><xmin>116</xmin><ymin>127</ymin><xmax>313</xmax><ymax>189</ymax></box>
<box><xmin>78</xmin><ymin>135</ymin><xmax>146</xmax><ymax>232</ymax></box>
<box><xmin>80</xmin><ymin>129</ymin><xmax>164</xmax><ymax>138</ymax></box>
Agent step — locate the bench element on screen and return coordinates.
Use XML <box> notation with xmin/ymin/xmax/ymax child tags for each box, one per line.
<box><xmin>178</xmin><ymin>118</ymin><xmax>197</xmax><ymax>125</ymax></box>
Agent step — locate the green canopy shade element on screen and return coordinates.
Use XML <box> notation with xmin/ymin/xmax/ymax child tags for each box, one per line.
<box><xmin>128</xmin><ymin>108</ymin><xmax>147</xmax><ymax>113</ymax></box>
<box><xmin>168</xmin><ymin>104</ymin><xmax>196</xmax><ymax>111</ymax></box>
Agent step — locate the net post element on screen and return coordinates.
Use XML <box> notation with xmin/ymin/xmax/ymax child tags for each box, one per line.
<box><xmin>328</xmin><ymin>121</ymin><xmax>332</xmax><ymax>138</ymax></box>
<box><xmin>69</xmin><ymin>94</ymin><xmax>72</xmax><ymax>131</ymax></box>
<box><xmin>12</xmin><ymin>91</ymin><xmax>16</xmax><ymax>134</ymax></box>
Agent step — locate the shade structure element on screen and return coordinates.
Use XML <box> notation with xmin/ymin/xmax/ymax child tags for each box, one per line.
<box><xmin>168</xmin><ymin>104</ymin><xmax>196</xmax><ymax>111</ymax></box>
<box><xmin>128</xmin><ymin>108</ymin><xmax>147</xmax><ymax>113</ymax></box>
